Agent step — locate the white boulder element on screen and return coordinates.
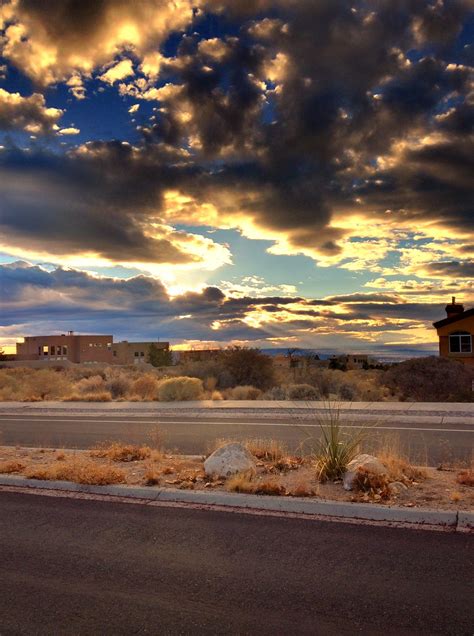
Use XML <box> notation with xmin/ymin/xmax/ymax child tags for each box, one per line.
<box><xmin>204</xmin><ymin>442</ymin><xmax>257</xmax><ymax>478</ymax></box>
<box><xmin>343</xmin><ymin>453</ymin><xmax>387</xmax><ymax>491</ymax></box>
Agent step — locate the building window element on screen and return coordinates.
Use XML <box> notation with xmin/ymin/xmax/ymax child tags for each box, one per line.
<box><xmin>113</xmin><ymin>351</ymin><xmax>117</xmax><ymax>357</ymax></box>
<box><xmin>107</xmin><ymin>342</ymin><xmax>112</xmax><ymax>350</ymax></box>
<box><xmin>140</xmin><ymin>352</ymin><xmax>144</xmax><ymax>357</ymax></box>
<box><xmin>38</xmin><ymin>346</ymin><xmax>41</xmax><ymax>356</ymax></box>
<box><xmin>449</xmin><ymin>332</ymin><xmax>472</xmax><ymax>354</ymax></box>
<box><xmin>51</xmin><ymin>345</ymin><xmax>55</xmax><ymax>355</ymax></box>
<box><xmin>63</xmin><ymin>345</ymin><xmax>68</xmax><ymax>355</ymax></box>
<box><xmin>42</xmin><ymin>345</ymin><xmax>48</xmax><ymax>355</ymax></box>
<box><xmin>134</xmin><ymin>352</ymin><xmax>139</xmax><ymax>357</ymax></box>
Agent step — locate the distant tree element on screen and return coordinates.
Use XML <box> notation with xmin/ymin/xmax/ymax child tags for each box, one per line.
<box><xmin>0</xmin><ymin>347</ymin><xmax>6</xmax><ymax>361</ymax></box>
<box><xmin>220</xmin><ymin>346</ymin><xmax>275</xmax><ymax>390</ymax></box>
<box><xmin>147</xmin><ymin>343</ymin><xmax>172</xmax><ymax>367</ymax></box>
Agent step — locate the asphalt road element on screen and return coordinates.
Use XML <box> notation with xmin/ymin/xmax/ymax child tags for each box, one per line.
<box><xmin>0</xmin><ymin>491</ymin><xmax>473</xmax><ymax>635</ymax></box>
<box><xmin>0</xmin><ymin>410</ymin><xmax>472</xmax><ymax>464</ymax></box>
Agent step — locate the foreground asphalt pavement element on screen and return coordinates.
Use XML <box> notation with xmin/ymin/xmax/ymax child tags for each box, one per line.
<box><xmin>0</xmin><ymin>407</ymin><xmax>472</xmax><ymax>464</ymax></box>
<box><xmin>0</xmin><ymin>491</ymin><xmax>473</xmax><ymax>635</ymax></box>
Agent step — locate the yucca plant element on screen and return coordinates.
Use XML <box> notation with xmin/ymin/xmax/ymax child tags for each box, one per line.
<box><xmin>312</xmin><ymin>403</ymin><xmax>366</xmax><ymax>481</ymax></box>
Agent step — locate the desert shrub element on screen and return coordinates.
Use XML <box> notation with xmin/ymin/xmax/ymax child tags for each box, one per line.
<box><xmin>23</xmin><ymin>369</ymin><xmax>72</xmax><ymax>400</ymax></box>
<box><xmin>75</xmin><ymin>375</ymin><xmax>106</xmax><ymax>394</ymax></box>
<box><xmin>204</xmin><ymin>376</ymin><xmax>218</xmax><ymax>391</ymax></box>
<box><xmin>456</xmin><ymin>470</ymin><xmax>474</xmax><ymax>486</ymax></box>
<box><xmin>219</xmin><ymin>346</ymin><xmax>275</xmax><ymax>390</ymax></box>
<box><xmin>263</xmin><ymin>386</ymin><xmax>287</xmax><ymax>400</ymax></box>
<box><xmin>104</xmin><ymin>373</ymin><xmax>132</xmax><ymax>399</ymax></box>
<box><xmin>286</xmin><ymin>383</ymin><xmax>319</xmax><ymax>400</ymax></box>
<box><xmin>211</xmin><ymin>390</ymin><xmax>223</xmax><ymax>400</ymax></box>
<box><xmin>130</xmin><ymin>373</ymin><xmax>160</xmax><ymax>400</ymax></box>
<box><xmin>157</xmin><ymin>376</ymin><xmax>203</xmax><ymax>401</ymax></box>
<box><xmin>91</xmin><ymin>442</ymin><xmax>151</xmax><ymax>462</ymax></box>
<box><xmin>0</xmin><ymin>460</ymin><xmax>25</xmax><ymax>473</ymax></box>
<box><xmin>383</xmin><ymin>356</ymin><xmax>474</xmax><ymax>402</ymax></box>
<box><xmin>226</xmin><ymin>385</ymin><xmax>262</xmax><ymax>400</ymax></box>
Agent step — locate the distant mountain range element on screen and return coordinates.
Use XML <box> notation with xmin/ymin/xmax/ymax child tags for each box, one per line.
<box><xmin>261</xmin><ymin>345</ymin><xmax>438</xmax><ymax>363</ymax></box>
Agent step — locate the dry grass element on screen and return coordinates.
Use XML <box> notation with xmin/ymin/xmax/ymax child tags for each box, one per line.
<box><xmin>65</xmin><ymin>391</ymin><xmax>112</xmax><ymax>402</ymax></box>
<box><xmin>25</xmin><ymin>458</ymin><xmax>126</xmax><ymax>485</ymax></box>
<box><xmin>450</xmin><ymin>491</ymin><xmax>462</xmax><ymax>502</ymax></box>
<box><xmin>143</xmin><ymin>463</ymin><xmax>161</xmax><ymax>486</ymax></box>
<box><xmin>287</xmin><ymin>481</ymin><xmax>318</xmax><ymax>497</ymax></box>
<box><xmin>243</xmin><ymin>437</ymin><xmax>287</xmax><ymax>462</ymax></box>
<box><xmin>90</xmin><ymin>442</ymin><xmax>152</xmax><ymax>462</ymax></box>
<box><xmin>0</xmin><ymin>460</ymin><xmax>25</xmax><ymax>474</ymax></box>
<box><xmin>456</xmin><ymin>469</ymin><xmax>474</xmax><ymax>486</ymax></box>
<box><xmin>225</xmin><ymin>471</ymin><xmax>256</xmax><ymax>493</ymax></box>
<box><xmin>377</xmin><ymin>451</ymin><xmax>426</xmax><ymax>483</ymax></box>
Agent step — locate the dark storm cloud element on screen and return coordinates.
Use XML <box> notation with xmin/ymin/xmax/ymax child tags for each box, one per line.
<box><xmin>424</xmin><ymin>261</ymin><xmax>474</xmax><ymax>278</ymax></box>
<box><xmin>0</xmin><ymin>0</ymin><xmax>473</xmax><ymax>264</ymax></box>
<box><xmin>0</xmin><ymin>143</ymin><xmax>221</xmax><ymax>264</ymax></box>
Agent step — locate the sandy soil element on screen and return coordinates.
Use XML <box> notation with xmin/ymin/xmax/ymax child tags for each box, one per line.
<box><xmin>0</xmin><ymin>445</ymin><xmax>472</xmax><ymax>511</ymax></box>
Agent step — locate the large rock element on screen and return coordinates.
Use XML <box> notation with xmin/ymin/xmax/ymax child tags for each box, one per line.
<box><xmin>343</xmin><ymin>453</ymin><xmax>387</xmax><ymax>491</ymax></box>
<box><xmin>204</xmin><ymin>442</ymin><xmax>257</xmax><ymax>478</ymax></box>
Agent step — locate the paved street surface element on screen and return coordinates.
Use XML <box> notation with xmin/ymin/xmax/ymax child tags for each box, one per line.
<box><xmin>0</xmin><ymin>402</ymin><xmax>473</xmax><ymax>464</ymax></box>
<box><xmin>0</xmin><ymin>490</ymin><xmax>473</xmax><ymax>635</ymax></box>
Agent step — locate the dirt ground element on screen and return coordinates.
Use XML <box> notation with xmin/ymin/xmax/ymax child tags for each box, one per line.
<box><xmin>0</xmin><ymin>444</ymin><xmax>472</xmax><ymax>511</ymax></box>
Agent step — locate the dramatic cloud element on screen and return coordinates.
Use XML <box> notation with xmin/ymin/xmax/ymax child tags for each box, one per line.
<box><xmin>1</xmin><ymin>261</ymin><xmax>463</xmax><ymax>350</ymax></box>
<box><xmin>0</xmin><ymin>88</ymin><xmax>62</xmax><ymax>134</ymax></box>
<box><xmin>0</xmin><ymin>1</ymin><xmax>473</xmax><ymax>350</ymax></box>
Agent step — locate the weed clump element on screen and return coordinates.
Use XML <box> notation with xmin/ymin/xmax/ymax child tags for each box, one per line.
<box><xmin>25</xmin><ymin>459</ymin><xmax>126</xmax><ymax>485</ymax></box>
<box><xmin>90</xmin><ymin>443</ymin><xmax>152</xmax><ymax>462</ymax></box>
<box><xmin>0</xmin><ymin>460</ymin><xmax>25</xmax><ymax>474</ymax></box>
<box><xmin>456</xmin><ymin>469</ymin><xmax>474</xmax><ymax>487</ymax></box>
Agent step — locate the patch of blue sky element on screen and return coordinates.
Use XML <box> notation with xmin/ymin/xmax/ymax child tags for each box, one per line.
<box><xmin>45</xmin><ymin>80</ymin><xmax>141</xmax><ymax>144</ymax></box>
<box><xmin>173</xmin><ymin>226</ymin><xmax>368</xmax><ymax>297</ymax></box>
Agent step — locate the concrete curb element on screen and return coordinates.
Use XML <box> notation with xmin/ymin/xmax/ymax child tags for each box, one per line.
<box><xmin>0</xmin><ymin>475</ymin><xmax>469</xmax><ymax>531</ymax></box>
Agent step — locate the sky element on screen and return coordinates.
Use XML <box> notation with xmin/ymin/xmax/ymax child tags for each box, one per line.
<box><xmin>0</xmin><ymin>0</ymin><xmax>473</xmax><ymax>355</ymax></box>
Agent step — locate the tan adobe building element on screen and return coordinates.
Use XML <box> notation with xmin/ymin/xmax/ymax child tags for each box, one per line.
<box><xmin>433</xmin><ymin>298</ymin><xmax>474</xmax><ymax>366</ymax></box>
<box><xmin>112</xmin><ymin>341</ymin><xmax>169</xmax><ymax>365</ymax></box>
<box><xmin>15</xmin><ymin>332</ymin><xmax>169</xmax><ymax>366</ymax></box>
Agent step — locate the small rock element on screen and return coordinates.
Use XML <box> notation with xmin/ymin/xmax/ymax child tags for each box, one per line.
<box><xmin>343</xmin><ymin>454</ymin><xmax>387</xmax><ymax>491</ymax></box>
<box><xmin>204</xmin><ymin>442</ymin><xmax>257</xmax><ymax>478</ymax></box>
<box><xmin>389</xmin><ymin>481</ymin><xmax>408</xmax><ymax>494</ymax></box>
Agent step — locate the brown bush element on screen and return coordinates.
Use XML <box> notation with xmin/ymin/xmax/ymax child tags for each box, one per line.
<box><xmin>286</xmin><ymin>383</ymin><xmax>319</xmax><ymax>400</ymax></box>
<box><xmin>75</xmin><ymin>375</ymin><xmax>106</xmax><ymax>394</ymax></box>
<box><xmin>220</xmin><ymin>346</ymin><xmax>275</xmax><ymax>390</ymax></box>
<box><xmin>105</xmin><ymin>373</ymin><xmax>132</xmax><ymax>398</ymax></box>
<box><xmin>0</xmin><ymin>460</ymin><xmax>25</xmax><ymax>473</ymax></box>
<box><xmin>226</xmin><ymin>385</ymin><xmax>262</xmax><ymax>400</ymax></box>
<box><xmin>456</xmin><ymin>470</ymin><xmax>474</xmax><ymax>486</ymax></box>
<box><xmin>130</xmin><ymin>374</ymin><xmax>160</xmax><ymax>400</ymax></box>
<box><xmin>90</xmin><ymin>443</ymin><xmax>152</xmax><ymax>462</ymax></box>
<box><xmin>157</xmin><ymin>376</ymin><xmax>203</xmax><ymax>401</ymax></box>
<box><xmin>383</xmin><ymin>356</ymin><xmax>474</xmax><ymax>402</ymax></box>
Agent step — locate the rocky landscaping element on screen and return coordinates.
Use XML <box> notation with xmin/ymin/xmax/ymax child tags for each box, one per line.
<box><xmin>0</xmin><ymin>440</ymin><xmax>472</xmax><ymax>511</ymax></box>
